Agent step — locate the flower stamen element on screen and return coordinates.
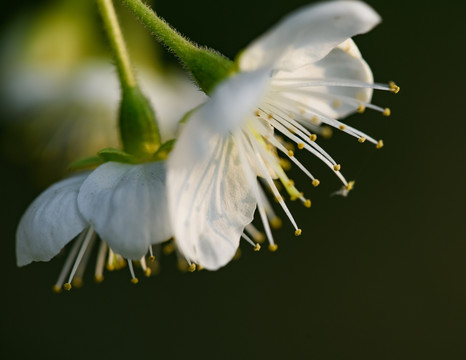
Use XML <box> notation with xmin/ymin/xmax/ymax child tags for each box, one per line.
<box><xmin>64</xmin><ymin>226</ymin><xmax>96</xmax><ymax>291</ymax></box>
<box><xmin>127</xmin><ymin>260</ymin><xmax>139</xmax><ymax>284</ymax></box>
<box><xmin>94</xmin><ymin>241</ymin><xmax>107</xmax><ymax>283</ymax></box>
<box><xmin>241</xmin><ymin>233</ymin><xmax>261</xmax><ymax>251</ymax></box>
<box><xmin>53</xmin><ymin>230</ymin><xmax>87</xmax><ymax>293</ymax></box>
<box><xmin>244</xmin><ymin>223</ymin><xmax>265</xmax><ymax>243</ymax></box>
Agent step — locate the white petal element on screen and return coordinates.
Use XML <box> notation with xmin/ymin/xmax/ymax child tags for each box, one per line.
<box><xmin>167</xmin><ymin>125</ymin><xmax>257</xmax><ymax>270</ymax></box>
<box><xmin>194</xmin><ymin>69</ymin><xmax>270</xmax><ymax>135</ymax></box>
<box><xmin>16</xmin><ymin>173</ymin><xmax>89</xmax><ymax>266</ymax></box>
<box><xmin>77</xmin><ymin>161</ymin><xmax>172</xmax><ymax>260</ymax></box>
<box><xmin>239</xmin><ymin>1</ymin><xmax>380</xmax><ymax>71</ymax></box>
<box><xmin>273</xmin><ymin>39</ymin><xmax>373</xmax><ymax>119</ymax></box>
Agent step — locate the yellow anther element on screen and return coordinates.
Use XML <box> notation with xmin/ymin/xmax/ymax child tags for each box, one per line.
<box><xmin>197</xmin><ymin>265</ymin><xmax>203</xmax><ymax>271</ymax></box>
<box><xmin>188</xmin><ymin>264</ymin><xmax>196</xmax><ymax>272</ymax></box>
<box><xmin>131</xmin><ymin>278</ymin><xmax>139</xmax><ymax>284</ymax></box>
<box><xmin>376</xmin><ymin>140</ymin><xmax>384</xmax><ymax>149</ymax></box>
<box><xmin>271</xmin><ymin>217</ymin><xmax>282</xmax><ymax>229</ymax></box>
<box><xmin>163</xmin><ymin>243</ymin><xmax>175</xmax><ymax>255</ymax></box>
<box><xmin>106</xmin><ymin>264</ymin><xmax>115</xmax><ymax>271</ymax></box>
<box><xmin>383</xmin><ymin>108</ymin><xmax>391</xmax><ymax>117</ymax></box>
<box><xmin>345</xmin><ymin>181</ymin><xmax>355</xmax><ymax>191</ymax></box>
<box><xmin>71</xmin><ymin>277</ymin><xmax>83</xmax><ymax>288</ymax></box>
<box><xmin>255</xmin><ymin>110</ymin><xmax>261</xmax><ymax>117</ymax></box>
<box><xmin>288</xmin><ymin>179</ymin><xmax>295</xmax><ymax>186</ymax></box>
<box><xmin>309</xmin><ymin>134</ymin><xmax>317</xmax><ymax>142</ymax></box>
<box><xmin>333</xmin><ymin>164</ymin><xmax>341</xmax><ymax>171</ymax></box>
<box><xmin>288</xmin><ymin>149</ymin><xmax>294</xmax><ymax>157</ymax></box>
<box><xmin>294</xmin><ymin>229</ymin><xmax>302</xmax><ymax>236</ymax></box>
<box><xmin>311</xmin><ymin>116</ymin><xmax>320</xmax><ymax>124</ymax></box>
<box><xmin>268</xmin><ymin>244</ymin><xmax>278</xmax><ymax>252</ymax></box>
<box><xmin>116</xmin><ymin>258</ymin><xmax>126</xmax><ymax>270</ymax></box>
<box><xmin>389</xmin><ymin>81</ymin><xmax>400</xmax><ymax>94</ymax></box>
<box><xmin>148</xmin><ymin>256</ymin><xmax>155</xmax><ymax>262</ymax></box>
<box><xmin>312</xmin><ymin>179</ymin><xmax>320</xmax><ymax>187</ymax></box>
<box><xmin>94</xmin><ymin>275</ymin><xmax>104</xmax><ymax>284</ymax></box>
<box><xmin>254</xmin><ymin>232</ymin><xmax>265</xmax><ymax>243</ymax></box>
<box><xmin>268</xmin><ymin>114</ymin><xmax>273</xmax><ymax>120</ymax></box>
<box><xmin>52</xmin><ymin>285</ymin><xmax>62</xmax><ymax>293</ymax></box>
<box><xmin>321</xmin><ymin>126</ymin><xmax>333</xmax><ymax>139</ymax></box>
<box><xmin>358</xmin><ymin>137</ymin><xmax>366</xmax><ymax>143</ymax></box>
<box><xmin>63</xmin><ymin>283</ymin><xmax>72</xmax><ymax>291</ymax></box>
<box><xmin>297</xmin><ymin>142</ymin><xmax>305</xmax><ymax>150</ymax></box>
<box><xmin>279</xmin><ymin>158</ymin><xmax>291</xmax><ymax>171</ymax></box>
<box><xmin>304</xmin><ymin>199</ymin><xmax>311</xmax><ymax>208</ymax></box>
<box><xmin>339</xmin><ymin>124</ymin><xmax>346</xmax><ymax>130</ymax></box>
<box><xmin>254</xmin><ymin>243</ymin><xmax>261</xmax><ymax>252</ymax></box>
<box><xmin>144</xmin><ymin>268</ymin><xmax>152</xmax><ymax>277</ymax></box>
<box><xmin>357</xmin><ymin>104</ymin><xmax>366</xmax><ymax>113</ymax></box>
<box><xmin>333</xmin><ymin>100</ymin><xmax>341</xmax><ymax>109</ymax></box>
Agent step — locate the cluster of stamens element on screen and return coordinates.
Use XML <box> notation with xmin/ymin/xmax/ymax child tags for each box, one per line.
<box><xmin>53</xmin><ymin>225</ymin><xmax>159</xmax><ymax>292</ymax></box>
<box><xmin>238</xmin><ymin>77</ymin><xmax>399</xmax><ymax>252</ymax></box>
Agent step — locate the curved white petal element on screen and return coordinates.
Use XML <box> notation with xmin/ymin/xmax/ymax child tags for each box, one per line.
<box><xmin>198</xmin><ymin>69</ymin><xmax>271</xmax><ymax>134</ymax></box>
<box><xmin>168</xmin><ymin>122</ymin><xmax>257</xmax><ymax>270</ymax></box>
<box><xmin>77</xmin><ymin>161</ymin><xmax>172</xmax><ymax>260</ymax></box>
<box><xmin>272</xmin><ymin>39</ymin><xmax>374</xmax><ymax>119</ymax></box>
<box><xmin>239</xmin><ymin>1</ymin><xmax>380</xmax><ymax>72</ymax></box>
<box><xmin>16</xmin><ymin>172</ymin><xmax>89</xmax><ymax>266</ymax></box>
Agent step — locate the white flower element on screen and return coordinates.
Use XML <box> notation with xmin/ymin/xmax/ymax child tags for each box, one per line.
<box><xmin>16</xmin><ymin>160</ymin><xmax>172</xmax><ymax>291</ymax></box>
<box><xmin>167</xmin><ymin>1</ymin><xmax>398</xmax><ymax>270</ymax></box>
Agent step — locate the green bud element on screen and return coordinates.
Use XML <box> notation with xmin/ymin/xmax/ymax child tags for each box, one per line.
<box><xmin>119</xmin><ymin>85</ymin><xmax>161</xmax><ymax>158</ymax></box>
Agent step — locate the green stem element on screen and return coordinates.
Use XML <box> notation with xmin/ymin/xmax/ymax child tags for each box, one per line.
<box><xmin>120</xmin><ymin>0</ymin><xmax>234</xmax><ymax>93</ymax></box>
<box><xmin>97</xmin><ymin>0</ymin><xmax>160</xmax><ymax>158</ymax></box>
<box><xmin>97</xmin><ymin>0</ymin><xmax>136</xmax><ymax>88</ymax></box>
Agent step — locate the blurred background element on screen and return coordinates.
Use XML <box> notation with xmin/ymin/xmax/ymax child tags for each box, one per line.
<box><xmin>0</xmin><ymin>0</ymin><xmax>464</xmax><ymax>359</ymax></box>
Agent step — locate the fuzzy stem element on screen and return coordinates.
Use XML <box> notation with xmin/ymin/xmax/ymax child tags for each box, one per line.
<box><xmin>120</xmin><ymin>0</ymin><xmax>234</xmax><ymax>93</ymax></box>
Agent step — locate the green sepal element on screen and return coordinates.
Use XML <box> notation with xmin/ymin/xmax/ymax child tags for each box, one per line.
<box><xmin>68</xmin><ymin>155</ymin><xmax>104</xmax><ymax>171</ymax></box>
<box><xmin>98</xmin><ymin>147</ymin><xmax>139</xmax><ymax>164</ymax></box>
<box><xmin>179</xmin><ymin>104</ymin><xmax>202</xmax><ymax>125</ymax></box>
<box><xmin>153</xmin><ymin>139</ymin><xmax>176</xmax><ymax>160</ymax></box>
<box><xmin>186</xmin><ymin>48</ymin><xmax>234</xmax><ymax>94</ymax></box>
<box><xmin>119</xmin><ymin>85</ymin><xmax>161</xmax><ymax>158</ymax></box>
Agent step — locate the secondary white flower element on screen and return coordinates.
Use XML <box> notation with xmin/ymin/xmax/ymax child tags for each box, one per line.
<box><xmin>167</xmin><ymin>1</ymin><xmax>398</xmax><ymax>270</ymax></box>
<box><xmin>16</xmin><ymin>160</ymin><xmax>171</xmax><ymax>291</ymax></box>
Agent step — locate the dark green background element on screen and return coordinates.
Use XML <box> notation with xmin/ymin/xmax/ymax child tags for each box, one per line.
<box><xmin>1</xmin><ymin>0</ymin><xmax>465</xmax><ymax>359</ymax></box>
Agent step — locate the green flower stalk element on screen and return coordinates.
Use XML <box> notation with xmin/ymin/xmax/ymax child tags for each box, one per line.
<box><xmin>120</xmin><ymin>0</ymin><xmax>234</xmax><ymax>94</ymax></box>
<box><xmin>97</xmin><ymin>0</ymin><xmax>160</xmax><ymax>158</ymax></box>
